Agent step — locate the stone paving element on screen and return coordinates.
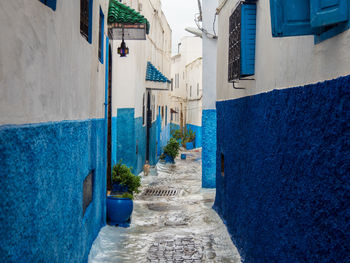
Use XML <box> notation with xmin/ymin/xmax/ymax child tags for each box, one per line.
<box><xmin>89</xmin><ymin>149</ymin><xmax>241</xmax><ymax>263</ymax></box>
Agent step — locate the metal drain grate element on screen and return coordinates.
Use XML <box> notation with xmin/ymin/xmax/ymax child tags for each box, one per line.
<box><xmin>143</xmin><ymin>188</ymin><xmax>178</xmax><ymax>197</ymax></box>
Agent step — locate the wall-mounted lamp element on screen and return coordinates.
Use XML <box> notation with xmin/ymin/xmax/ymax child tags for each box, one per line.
<box><xmin>117</xmin><ymin>38</ymin><xmax>129</xmax><ymax>57</ymax></box>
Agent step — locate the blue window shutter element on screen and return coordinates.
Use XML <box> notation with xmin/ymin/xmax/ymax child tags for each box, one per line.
<box><xmin>270</xmin><ymin>0</ymin><xmax>315</xmax><ymax>37</ymax></box>
<box><xmin>310</xmin><ymin>0</ymin><xmax>349</xmax><ymax>28</ymax></box>
<box><xmin>47</xmin><ymin>0</ymin><xmax>56</xmax><ymax>11</ymax></box>
<box><xmin>241</xmin><ymin>4</ymin><xmax>256</xmax><ymax>76</ymax></box>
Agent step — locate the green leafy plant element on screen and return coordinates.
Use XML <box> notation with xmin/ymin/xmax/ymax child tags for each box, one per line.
<box><xmin>163</xmin><ymin>138</ymin><xmax>180</xmax><ymax>159</ymax></box>
<box><xmin>112</xmin><ymin>161</ymin><xmax>141</xmax><ymax>198</ymax></box>
<box><xmin>171</xmin><ymin>129</ymin><xmax>182</xmax><ymax>140</ymax></box>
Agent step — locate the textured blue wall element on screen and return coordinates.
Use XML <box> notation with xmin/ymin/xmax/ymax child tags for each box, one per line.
<box><xmin>202</xmin><ymin>109</ymin><xmax>217</xmax><ymax>188</ymax></box>
<box><xmin>149</xmin><ymin>120</ymin><xmax>158</xmax><ymax>165</ymax></box>
<box><xmin>134</xmin><ymin>117</ymin><xmax>146</xmax><ymax>174</ymax></box>
<box><xmin>214</xmin><ymin>75</ymin><xmax>350</xmax><ymax>263</ymax></box>
<box><xmin>186</xmin><ymin>124</ymin><xmax>202</xmax><ymax>148</ymax></box>
<box><xmin>116</xmin><ymin>108</ymin><xmax>146</xmax><ymax>175</ymax></box>
<box><xmin>0</xmin><ymin>119</ymin><xmax>106</xmax><ymax>262</ymax></box>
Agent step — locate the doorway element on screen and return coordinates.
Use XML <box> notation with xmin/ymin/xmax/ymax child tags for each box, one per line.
<box><xmin>107</xmin><ymin>44</ymin><xmax>112</xmax><ymax>191</ymax></box>
<box><xmin>146</xmin><ymin>91</ymin><xmax>152</xmax><ymax>161</ymax></box>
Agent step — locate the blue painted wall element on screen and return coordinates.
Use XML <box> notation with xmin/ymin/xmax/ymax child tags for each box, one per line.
<box><xmin>134</xmin><ymin>117</ymin><xmax>146</xmax><ymax>174</ymax></box>
<box><xmin>0</xmin><ymin>119</ymin><xmax>106</xmax><ymax>262</ymax></box>
<box><xmin>214</xmin><ymin>75</ymin><xmax>350</xmax><ymax>263</ymax></box>
<box><xmin>202</xmin><ymin>109</ymin><xmax>217</xmax><ymax>188</ymax></box>
<box><xmin>186</xmin><ymin>124</ymin><xmax>202</xmax><ymax>148</ymax></box>
<box><xmin>116</xmin><ymin>108</ymin><xmax>146</xmax><ymax>175</ymax></box>
<box><xmin>149</xmin><ymin>120</ymin><xmax>158</xmax><ymax>165</ymax></box>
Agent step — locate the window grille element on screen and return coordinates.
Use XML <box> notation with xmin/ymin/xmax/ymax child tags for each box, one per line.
<box><xmin>228</xmin><ymin>4</ymin><xmax>241</xmax><ymax>82</ymax></box>
<box><xmin>80</xmin><ymin>0</ymin><xmax>90</xmax><ymax>41</ymax></box>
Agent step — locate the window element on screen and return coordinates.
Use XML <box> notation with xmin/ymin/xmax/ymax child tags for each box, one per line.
<box><xmin>80</xmin><ymin>0</ymin><xmax>93</xmax><ymax>43</ymax></box>
<box><xmin>171</xmin><ymin>78</ymin><xmax>174</xmax><ymax>91</ymax></box>
<box><xmin>83</xmin><ymin>171</ymin><xmax>94</xmax><ymax>215</ymax></box>
<box><xmin>270</xmin><ymin>0</ymin><xmax>350</xmax><ymax>43</ymax></box>
<box><xmin>39</xmin><ymin>0</ymin><xmax>57</xmax><ymax>11</ymax></box>
<box><xmin>197</xmin><ymin>83</ymin><xmax>199</xmax><ymax>96</ymax></box>
<box><xmin>162</xmin><ymin>106</ymin><xmax>164</xmax><ymax>119</ymax></box>
<box><xmin>221</xmin><ymin>154</ymin><xmax>225</xmax><ymax>177</ymax></box>
<box><xmin>98</xmin><ymin>8</ymin><xmax>104</xmax><ymax>63</ymax></box>
<box><xmin>175</xmin><ymin>73</ymin><xmax>179</xmax><ymax>89</ymax></box>
<box><xmin>190</xmin><ymin>86</ymin><xmax>192</xmax><ymax>98</ymax></box>
<box><xmin>228</xmin><ymin>2</ymin><xmax>256</xmax><ymax>82</ymax></box>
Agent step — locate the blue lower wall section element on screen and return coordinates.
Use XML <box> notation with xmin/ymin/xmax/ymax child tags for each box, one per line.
<box><xmin>0</xmin><ymin>119</ymin><xmax>106</xmax><ymax>262</ymax></box>
<box><xmin>186</xmin><ymin>124</ymin><xmax>202</xmax><ymax>148</ymax></box>
<box><xmin>202</xmin><ymin>109</ymin><xmax>217</xmax><ymax>188</ymax></box>
<box><xmin>214</xmin><ymin>75</ymin><xmax>350</xmax><ymax>263</ymax></box>
<box><xmin>116</xmin><ymin>108</ymin><xmax>146</xmax><ymax>175</ymax></box>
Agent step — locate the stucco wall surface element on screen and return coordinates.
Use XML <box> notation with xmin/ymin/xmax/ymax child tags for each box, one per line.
<box><xmin>202</xmin><ymin>110</ymin><xmax>216</xmax><ymax>188</ymax></box>
<box><xmin>0</xmin><ymin>0</ymin><xmax>108</xmax><ymax>125</ymax></box>
<box><xmin>214</xmin><ymin>75</ymin><xmax>350</xmax><ymax>262</ymax></box>
<box><xmin>0</xmin><ymin>119</ymin><xmax>106</xmax><ymax>262</ymax></box>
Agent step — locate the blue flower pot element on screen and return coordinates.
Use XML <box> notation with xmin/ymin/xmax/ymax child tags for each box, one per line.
<box><xmin>164</xmin><ymin>154</ymin><xmax>175</xmax><ymax>163</ymax></box>
<box><xmin>181</xmin><ymin>153</ymin><xmax>186</xmax><ymax>159</ymax></box>
<box><xmin>186</xmin><ymin>141</ymin><xmax>194</xmax><ymax>150</ymax></box>
<box><xmin>107</xmin><ymin>196</ymin><xmax>133</xmax><ymax>225</ymax></box>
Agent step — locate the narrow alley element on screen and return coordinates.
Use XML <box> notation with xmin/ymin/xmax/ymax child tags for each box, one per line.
<box><xmin>89</xmin><ymin>149</ymin><xmax>240</xmax><ymax>263</ymax></box>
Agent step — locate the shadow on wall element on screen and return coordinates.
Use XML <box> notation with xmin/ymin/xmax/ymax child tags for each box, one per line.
<box><xmin>214</xmin><ymin>75</ymin><xmax>350</xmax><ymax>263</ymax></box>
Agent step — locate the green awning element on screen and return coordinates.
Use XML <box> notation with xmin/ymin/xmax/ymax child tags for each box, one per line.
<box><xmin>108</xmin><ymin>0</ymin><xmax>150</xmax><ymax>34</ymax></box>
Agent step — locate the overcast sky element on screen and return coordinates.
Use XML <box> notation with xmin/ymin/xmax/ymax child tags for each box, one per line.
<box><xmin>161</xmin><ymin>0</ymin><xmax>200</xmax><ymax>54</ymax></box>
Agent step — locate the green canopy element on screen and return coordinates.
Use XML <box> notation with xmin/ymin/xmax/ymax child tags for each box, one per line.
<box><xmin>108</xmin><ymin>0</ymin><xmax>150</xmax><ymax>34</ymax></box>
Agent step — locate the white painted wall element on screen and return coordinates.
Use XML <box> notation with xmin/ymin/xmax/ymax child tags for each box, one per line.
<box><xmin>216</xmin><ymin>0</ymin><xmax>350</xmax><ymax>101</ymax></box>
<box><xmin>186</xmin><ymin>58</ymin><xmax>202</xmax><ymax>126</ymax></box>
<box><xmin>0</xmin><ymin>0</ymin><xmax>109</xmax><ymax>125</ymax></box>
<box><xmin>202</xmin><ymin>0</ymin><xmax>218</xmax><ymax>110</ymax></box>
<box><xmin>112</xmin><ymin>0</ymin><xmax>172</xmax><ymax>119</ymax></box>
<box><xmin>170</xmin><ymin>36</ymin><xmax>202</xmax><ymax>127</ymax></box>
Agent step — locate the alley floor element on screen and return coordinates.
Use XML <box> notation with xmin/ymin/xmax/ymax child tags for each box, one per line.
<box><xmin>88</xmin><ymin>149</ymin><xmax>241</xmax><ymax>263</ymax></box>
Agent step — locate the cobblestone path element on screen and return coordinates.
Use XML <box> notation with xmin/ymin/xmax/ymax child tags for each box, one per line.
<box><xmin>89</xmin><ymin>149</ymin><xmax>241</xmax><ymax>263</ymax></box>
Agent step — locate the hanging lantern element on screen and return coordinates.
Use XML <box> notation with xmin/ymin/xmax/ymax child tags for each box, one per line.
<box><xmin>117</xmin><ymin>38</ymin><xmax>129</xmax><ymax>57</ymax></box>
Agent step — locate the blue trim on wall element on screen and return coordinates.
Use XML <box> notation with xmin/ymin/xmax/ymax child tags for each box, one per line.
<box><xmin>186</xmin><ymin>124</ymin><xmax>202</xmax><ymax>148</ymax></box>
<box><xmin>214</xmin><ymin>75</ymin><xmax>350</xmax><ymax>263</ymax></box>
<box><xmin>202</xmin><ymin>109</ymin><xmax>217</xmax><ymax>188</ymax></box>
<box><xmin>0</xmin><ymin>118</ymin><xmax>106</xmax><ymax>262</ymax></box>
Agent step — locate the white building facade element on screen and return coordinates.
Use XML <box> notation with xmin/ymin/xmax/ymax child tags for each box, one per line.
<box><xmin>0</xmin><ymin>0</ymin><xmax>109</xmax><ymax>261</ymax></box>
<box><xmin>109</xmin><ymin>0</ymin><xmax>172</xmax><ymax>173</ymax></box>
<box><xmin>214</xmin><ymin>0</ymin><xmax>350</xmax><ymax>262</ymax></box>
<box><xmin>170</xmin><ymin>36</ymin><xmax>203</xmax><ymax>148</ymax></box>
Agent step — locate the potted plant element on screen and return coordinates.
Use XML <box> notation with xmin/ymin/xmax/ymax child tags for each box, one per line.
<box><xmin>107</xmin><ymin>161</ymin><xmax>141</xmax><ymax>226</ymax></box>
<box><xmin>160</xmin><ymin>138</ymin><xmax>180</xmax><ymax>163</ymax></box>
<box><xmin>183</xmin><ymin>129</ymin><xmax>196</xmax><ymax>150</ymax></box>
